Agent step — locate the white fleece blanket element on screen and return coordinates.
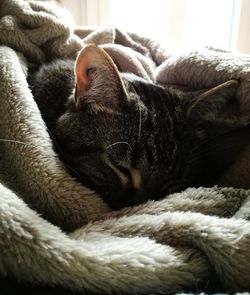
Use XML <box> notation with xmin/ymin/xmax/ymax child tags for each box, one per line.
<box><xmin>0</xmin><ymin>0</ymin><xmax>250</xmax><ymax>294</ymax></box>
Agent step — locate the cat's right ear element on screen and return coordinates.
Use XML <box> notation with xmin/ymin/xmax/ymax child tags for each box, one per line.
<box><xmin>74</xmin><ymin>44</ymin><xmax>127</xmax><ymax>107</ymax></box>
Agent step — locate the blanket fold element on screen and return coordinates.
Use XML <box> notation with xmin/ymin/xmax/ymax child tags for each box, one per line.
<box><xmin>0</xmin><ymin>0</ymin><xmax>250</xmax><ymax>293</ymax></box>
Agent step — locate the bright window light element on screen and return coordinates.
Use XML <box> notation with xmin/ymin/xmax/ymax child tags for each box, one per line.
<box><xmin>60</xmin><ymin>0</ymin><xmax>248</xmax><ymax>53</ymax></box>
<box><xmin>183</xmin><ymin>0</ymin><xmax>241</xmax><ymax>50</ymax></box>
<box><xmin>108</xmin><ymin>0</ymin><xmax>241</xmax><ymax>51</ymax></box>
<box><xmin>109</xmin><ymin>0</ymin><xmax>170</xmax><ymax>45</ymax></box>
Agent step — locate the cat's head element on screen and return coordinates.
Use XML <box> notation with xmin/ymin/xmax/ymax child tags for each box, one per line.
<box><xmin>56</xmin><ymin>44</ymin><xmax>238</xmax><ymax>209</ymax></box>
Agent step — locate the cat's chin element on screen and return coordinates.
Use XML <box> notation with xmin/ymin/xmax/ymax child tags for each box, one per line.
<box><xmin>101</xmin><ymin>191</ymin><xmax>139</xmax><ymax>210</ymax></box>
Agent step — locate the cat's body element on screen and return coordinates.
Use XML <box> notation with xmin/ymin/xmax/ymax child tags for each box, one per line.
<box><xmin>29</xmin><ymin>45</ymin><xmax>250</xmax><ymax>210</ymax></box>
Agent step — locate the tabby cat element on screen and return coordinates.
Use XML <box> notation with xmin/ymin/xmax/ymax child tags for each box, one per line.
<box><xmin>29</xmin><ymin>44</ymin><xmax>250</xmax><ymax>210</ymax></box>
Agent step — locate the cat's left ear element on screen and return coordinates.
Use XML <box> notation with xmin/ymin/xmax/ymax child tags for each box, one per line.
<box><xmin>74</xmin><ymin>44</ymin><xmax>127</xmax><ymax>106</ymax></box>
<box><xmin>187</xmin><ymin>80</ymin><xmax>238</xmax><ymax>121</ymax></box>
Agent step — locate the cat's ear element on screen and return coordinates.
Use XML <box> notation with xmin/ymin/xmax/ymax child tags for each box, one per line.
<box><xmin>187</xmin><ymin>80</ymin><xmax>238</xmax><ymax>121</ymax></box>
<box><xmin>74</xmin><ymin>44</ymin><xmax>126</xmax><ymax>106</ymax></box>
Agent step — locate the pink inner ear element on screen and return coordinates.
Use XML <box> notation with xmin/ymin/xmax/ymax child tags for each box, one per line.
<box><xmin>75</xmin><ymin>45</ymin><xmax>109</xmax><ymax>98</ymax></box>
<box><xmin>75</xmin><ymin>46</ymin><xmax>99</xmax><ymax>97</ymax></box>
<box><xmin>75</xmin><ymin>63</ymin><xmax>90</xmax><ymax>97</ymax></box>
<box><xmin>75</xmin><ymin>44</ymin><xmax>126</xmax><ymax>101</ymax></box>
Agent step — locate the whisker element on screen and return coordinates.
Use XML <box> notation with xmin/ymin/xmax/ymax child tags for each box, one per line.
<box><xmin>0</xmin><ymin>138</ymin><xmax>39</xmax><ymax>149</ymax></box>
<box><xmin>105</xmin><ymin>141</ymin><xmax>132</xmax><ymax>151</ymax></box>
<box><xmin>137</xmin><ymin>102</ymin><xmax>142</xmax><ymax>142</ymax></box>
<box><xmin>0</xmin><ymin>138</ymin><xmax>86</xmax><ymax>179</ymax></box>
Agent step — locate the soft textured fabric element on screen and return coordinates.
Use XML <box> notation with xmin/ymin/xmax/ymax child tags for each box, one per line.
<box><xmin>0</xmin><ymin>0</ymin><xmax>250</xmax><ymax>294</ymax></box>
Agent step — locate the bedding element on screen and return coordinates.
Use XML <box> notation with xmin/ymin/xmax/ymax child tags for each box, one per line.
<box><xmin>0</xmin><ymin>0</ymin><xmax>250</xmax><ymax>294</ymax></box>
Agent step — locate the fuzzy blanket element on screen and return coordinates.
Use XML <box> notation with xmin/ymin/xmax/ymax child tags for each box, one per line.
<box><xmin>0</xmin><ymin>0</ymin><xmax>250</xmax><ymax>294</ymax></box>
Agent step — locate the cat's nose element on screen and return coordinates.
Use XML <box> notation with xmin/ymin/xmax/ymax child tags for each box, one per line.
<box><xmin>130</xmin><ymin>168</ymin><xmax>142</xmax><ymax>191</ymax></box>
<box><xmin>113</xmin><ymin>165</ymin><xmax>142</xmax><ymax>192</ymax></box>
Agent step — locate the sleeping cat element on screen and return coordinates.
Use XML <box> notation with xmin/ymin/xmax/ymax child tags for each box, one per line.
<box><xmin>29</xmin><ymin>44</ymin><xmax>250</xmax><ymax>210</ymax></box>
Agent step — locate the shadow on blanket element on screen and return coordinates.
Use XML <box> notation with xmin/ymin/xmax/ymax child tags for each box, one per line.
<box><xmin>0</xmin><ymin>276</ymin><xmax>224</xmax><ymax>295</ymax></box>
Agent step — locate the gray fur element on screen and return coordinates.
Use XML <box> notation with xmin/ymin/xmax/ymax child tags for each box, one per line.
<box><xmin>30</xmin><ymin>57</ymin><xmax>250</xmax><ymax>210</ymax></box>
